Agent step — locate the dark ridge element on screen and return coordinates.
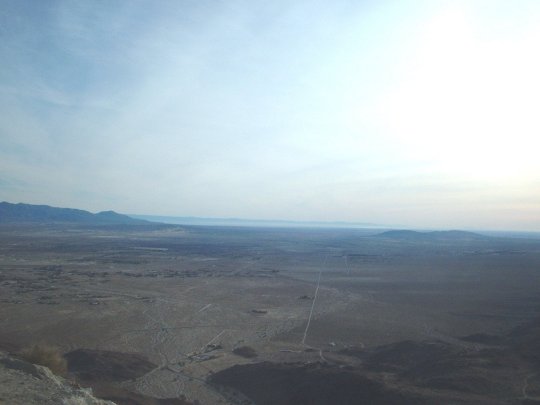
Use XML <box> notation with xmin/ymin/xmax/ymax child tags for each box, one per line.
<box><xmin>209</xmin><ymin>361</ymin><xmax>420</xmax><ymax>405</ymax></box>
<box><xmin>65</xmin><ymin>349</ymin><xmax>194</xmax><ymax>405</ymax></box>
<box><xmin>506</xmin><ymin>317</ymin><xmax>540</xmax><ymax>365</ymax></box>
<box><xmin>460</xmin><ymin>333</ymin><xmax>504</xmax><ymax>345</ymax></box>
<box><xmin>359</xmin><ymin>331</ymin><xmax>535</xmax><ymax>399</ymax></box>
<box><xmin>0</xmin><ymin>201</ymin><xmax>150</xmax><ymax>225</ymax></box>
<box><xmin>212</xmin><ymin>316</ymin><xmax>540</xmax><ymax>404</ymax></box>
<box><xmin>363</xmin><ymin>340</ymin><xmax>462</xmax><ymax>373</ymax></box>
<box><xmin>64</xmin><ymin>348</ymin><xmax>155</xmax><ymax>382</ymax></box>
<box><xmin>376</xmin><ymin>229</ymin><xmax>488</xmax><ymax>241</ymax></box>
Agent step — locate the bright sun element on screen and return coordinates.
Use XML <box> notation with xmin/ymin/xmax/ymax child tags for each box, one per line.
<box><xmin>375</xmin><ymin>6</ymin><xmax>540</xmax><ymax>181</ymax></box>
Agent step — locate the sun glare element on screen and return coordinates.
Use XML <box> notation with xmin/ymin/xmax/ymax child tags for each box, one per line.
<box><xmin>375</xmin><ymin>6</ymin><xmax>540</xmax><ymax>181</ymax></box>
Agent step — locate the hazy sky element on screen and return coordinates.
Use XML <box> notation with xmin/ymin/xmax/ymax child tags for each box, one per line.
<box><xmin>1</xmin><ymin>1</ymin><xmax>539</xmax><ymax>230</ymax></box>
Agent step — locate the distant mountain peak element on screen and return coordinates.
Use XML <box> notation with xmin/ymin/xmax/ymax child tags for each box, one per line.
<box><xmin>377</xmin><ymin>229</ymin><xmax>488</xmax><ymax>240</ymax></box>
<box><xmin>0</xmin><ymin>201</ymin><xmax>150</xmax><ymax>225</ymax></box>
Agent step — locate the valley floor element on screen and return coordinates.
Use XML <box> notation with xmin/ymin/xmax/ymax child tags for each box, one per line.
<box><xmin>1</xmin><ymin>224</ymin><xmax>540</xmax><ymax>404</ymax></box>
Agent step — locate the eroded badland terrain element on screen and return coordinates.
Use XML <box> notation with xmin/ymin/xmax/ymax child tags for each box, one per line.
<box><xmin>1</xmin><ymin>224</ymin><xmax>540</xmax><ymax>404</ymax></box>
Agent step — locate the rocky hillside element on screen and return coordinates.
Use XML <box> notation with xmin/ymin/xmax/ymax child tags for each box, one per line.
<box><xmin>0</xmin><ymin>350</ymin><xmax>115</xmax><ymax>405</ymax></box>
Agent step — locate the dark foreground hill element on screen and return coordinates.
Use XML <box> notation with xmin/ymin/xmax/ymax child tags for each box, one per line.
<box><xmin>210</xmin><ymin>317</ymin><xmax>540</xmax><ymax>404</ymax></box>
<box><xmin>0</xmin><ymin>202</ymin><xmax>149</xmax><ymax>225</ymax></box>
<box><xmin>377</xmin><ymin>229</ymin><xmax>488</xmax><ymax>241</ymax></box>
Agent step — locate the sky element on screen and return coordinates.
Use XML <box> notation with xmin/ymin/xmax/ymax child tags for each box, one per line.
<box><xmin>1</xmin><ymin>0</ymin><xmax>539</xmax><ymax>231</ymax></box>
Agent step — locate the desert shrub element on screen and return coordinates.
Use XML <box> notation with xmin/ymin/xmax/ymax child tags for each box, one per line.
<box><xmin>233</xmin><ymin>346</ymin><xmax>257</xmax><ymax>358</ymax></box>
<box><xmin>20</xmin><ymin>344</ymin><xmax>67</xmax><ymax>375</ymax></box>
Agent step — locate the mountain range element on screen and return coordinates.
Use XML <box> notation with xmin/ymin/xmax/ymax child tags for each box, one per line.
<box><xmin>0</xmin><ymin>202</ymin><xmax>149</xmax><ymax>225</ymax></box>
<box><xmin>377</xmin><ymin>229</ymin><xmax>488</xmax><ymax>240</ymax></box>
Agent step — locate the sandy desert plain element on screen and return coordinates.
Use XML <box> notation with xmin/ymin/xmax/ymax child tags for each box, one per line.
<box><xmin>1</xmin><ymin>223</ymin><xmax>540</xmax><ymax>404</ymax></box>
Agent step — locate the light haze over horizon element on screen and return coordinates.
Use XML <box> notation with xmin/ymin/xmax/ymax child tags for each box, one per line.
<box><xmin>1</xmin><ymin>1</ymin><xmax>539</xmax><ymax>231</ymax></box>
